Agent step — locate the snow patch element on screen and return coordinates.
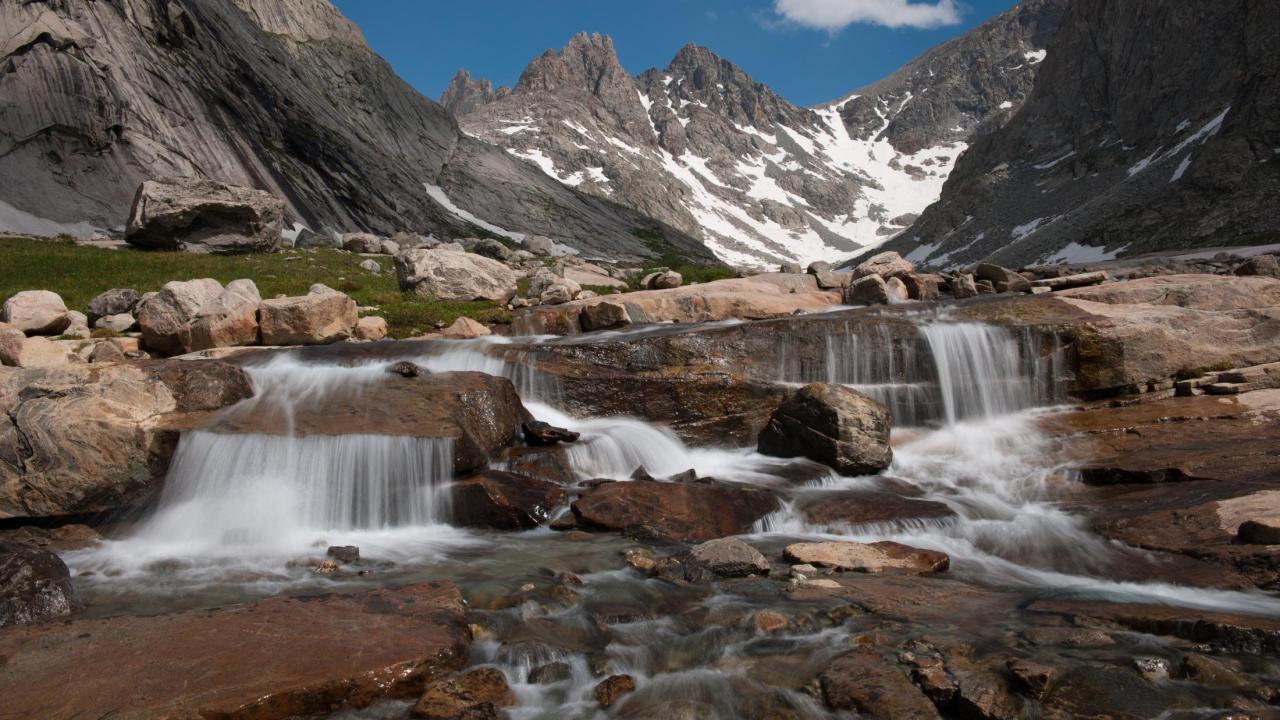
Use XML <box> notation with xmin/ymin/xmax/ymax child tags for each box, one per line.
<box><xmin>1042</xmin><ymin>242</ymin><xmax>1127</xmax><ymax>265</ymax></box>
<box><xmin>423</xmin><ymin>183</ymin><xmax>526</xmax><ymax>242</ymax></box>
<box><xmin>1170</xmin><ymin>155</ymin><xmax>1193</xmax><ymax>183</ymax></box>
<box><xmin>999</xmin><ymin>101</ymin><xmax>1014</xmax><ymax>110</ymax></box>
<box><xmin>1024</xmin><ymin>49</ymin><xmax>1047</xmax><ymax>64</ymax></box>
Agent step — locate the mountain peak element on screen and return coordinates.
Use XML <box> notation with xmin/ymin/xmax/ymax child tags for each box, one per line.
<box><xmin>440</xmin><ymin>69</ymin><xmax>497</xmax><ymax>116</ymax></box>
<box><xmin>515</xmin><ymin>32</ymin><xmax>630</xmax><ymax>98</ymax></box>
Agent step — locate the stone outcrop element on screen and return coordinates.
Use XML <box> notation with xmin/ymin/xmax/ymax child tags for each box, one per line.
<box><xmin>396</xmin><ymin>249</ymin><xmax>518</xmax><ymax>302</ymax></box>
<box><xmin>758</xmin><ymin>384</ymin><xmax>893</xmax><ymax>475</ymax></box>
<box><xmin>0</xmin><ymin>582</ymin><xmax>470</xmax><ymax>719</ymax></box>
<box><xmin>853</xmin><ymin>251</ymin><xmax>913</xmax><ymax>280</ymax></box>
<box><xmin>258</xmin><ymin>285</ymin><xmax>358</xmax><ymax>346</ymax></box>
<box><xmin>572</xmin><ymin>479</ymin><xmax>779</xmax><ymax>542</ymax></box>
<box><xmin>0</xmin><ymin>291</ymin><xmax>69</xmax><ymax>335</ymax></box>
<box><xmin>125</xmin><ymin>177</ymin><xmax>285</xmax><ymax>253</ymax></box>
<box><xmin>0</xmin><ymin>542</ymin><xmax>78</xmax><ymax>627</ymax></box>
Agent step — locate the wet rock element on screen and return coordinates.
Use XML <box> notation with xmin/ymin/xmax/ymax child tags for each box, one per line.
<box><xmin>1077</xmin><ymin>466</ymin><xmax>1196</xmax><ymax>485</ymax></box>
<box><xmin>757</xmin><ymin>384</ymin><xmax>892</xmax><ymax>475</ymax></box>
<box><xmin>527</xmin><ymin>662</ymin><xmax>572</xmax><ymax>684</ymax></box>
<box><xmin>136</xmin><ymin>278</ymin><xmax>224</xmax><ymax>354</ymax></box>
<box><xmin>798</xmin><ymin>490</ymin><xmax>955</xmax><ymax>529</ymax></box>
<box><xmin>1180</xmin><ymin>653</ymin><xmax>1246</xmax><ymax>687</ymax></box>
<box><xmin>753</xmin><ymin>610</ymin><xmax>789</xmax><ymax>634</ymax></box>
<box><xmin>258</xmin><ymin>285</ymin><xmax>358</xmax><ymax>345</ymax></box>
<box><xmin>441</xmin><ymin>317</ymin><xmax>491</xmax><ymax>339</ymax></box>
<box><xmin>572</xmin><ymin>479</ymin><xmax>779</xmax><ymax>542</ymax></box>
<box><xmin>522</xmin><ymin>420</ymin><xmax>579</xmax><ymax>446</ymax></box>
<box><xmin>1</xmin><ymin>290</ymin><xmax>70</xmax><ymax>335</ymax></box>
<box><xmin>1132</xmin><ymin>656</ymin><xmax>1171</xmax><ymax>682</ymax></box>
<box><xmin>783</xmin><ymin>541</ymin><xmax>949</xmax><ymax>574</ymax></box>
<box><xmin>1236</xmin><ymin>520</ymin><xmax>1280</xmax><ymax>545</ymax></box>
<box><xmin>412</xmin><ymin>666</ymin><xmax>513</xmax><ymax>719</ymax></box>
<box><xmin>0</xmin><ymin>524</ymin><xmax>101</xmax><ymax>552</ymax></box>
<box><xmin>843</xmin><ymin>274</ymin><xmax>890</xmax><ymax>305</ymax></box>
<box><xmin>388</xmin><ymin>361</ymin><xmax>421</xmax><ymax>377</ymax></box>
<box><xmin>853</xmin><ymin>251</ymin><xmax>914</xmax><ymax>280</ymax></box>
<box><xmin>1006</xmin><ymin>658</ymin><xmax>1055</xmax><ymax>700</ymax></box>
<box><xmin>354</xmin><ymin>316</ymin><xmax>389</xmax><ymax>341</ymax></box>
<box><xmin>180</xmin><ymin>279</ymin><xmax>261</xmax><ymax>352</ymax></box>
<box><xmin>448</xmin><ymin>470</ymin><xmax>566</xmax><ymax>530</ymax></box>
<box><xmin>125</xmin><ymin>177</ymin><xmax>285</xmax><ymax>253</ymax></box>
<box><xmin>819</xmin><ymin>648</ymin><xmax>942</xmax><ymax>718</ymax></box>
<box><xmin>1022</xmin><ymin>626</ymin><xmax>1115</xmax><ymax>648</ymax></box>
<box><xmin>1028</xmin><ymin>599</ymin><xmax>1280</xmax><ymax>654</ymax></box>
<box><xmin>580</xmin><ymin>300</ymin><xmax>632</xmax><ymax>331</ymax></box>
<box><xmin>326</xmin><ymin>545</ymin><xmax>360</xmax><ymax>564</ymax></box>
<box><xmin>1041</xmin><ymin>665</ymin><xmax>1176</xmax><ymax>720</ymax></box>
<box><xmin>342</xmin><ymin>232</ymin><xmax>384</xmax><ymax>254</ymax></box>
<box><xmin>683</xmin><ymin>537</ymin><xmax>770</xmax><ymax>581</ymax></box>
<box><xmin>86</xmin><ymin>288</ymin><xmax>140</xmax><ymax>323</ymax></box>
<box><xmin>0</xmin><ymin>582</ymin><xmax>469</xmax><ymax>719</ymax></box>
<box><xmin>396</xmin><ymin>249</ymin><xmax>518</xmax><ymax>302</ymax></box>
<box><xmin>0</xmin><ymin>541</ymin><xmax>78</xmax><ymax>627</ymax></box>
<box><xmin>593</xmin><ymin>674</ymin><xmax>636</xmax><ymax>708</ymax></box>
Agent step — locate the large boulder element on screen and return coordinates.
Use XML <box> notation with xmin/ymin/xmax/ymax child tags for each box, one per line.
<box><xmin>136</xmin><ymin>278</ymin><xmax>225</xmax><ymax>355</ymax></box>
<box><xmin>258</xmin><ymin>286</ymin><xmax>358</xmax><ymax>346</ymax></box>
<box><xmin>758</xmin><ymin>384</ymin><xmax>892</xmax><ymax>475</ymax></box>
<box><xmin>0</xmin><ymin>326</ymin><xmax>71</xmax><ymax>368</ymax></box>
<box><xmin>641</xmin><ymin>270</ymin><xmax>683</xmax><ymax>290</ymax></box>
<box><xmin>341</xmin><ymin>232</ymin><xmax>384</xmax><ymax>254</ymax></box>
<box><xmin>0</xmin><ymin>542</ymin><xmax>77</xmax><ymax>627</ymax></box>
<box><xmin>975</xmin><ymin>263</ymin><xmax>1031</xmax><ymax>293</ymax></box>
<box><xmin>684</xmin><ymin>537</ymin><xmax>770</xmax><ymax>581</ymax></box>
<box><xmin>466</xmin><ymin>238</ymin><xmax>516</xmax><ymax>263</ymax></box>
<box><xmin>1</xmin><ymin>290</ymin><xmax>69</xmax><ymax>335</ymax></box>
<box><xmin>843</xmin><ymin>274</ymin><xmax>890</xmax><ymax>305</ymax></box>
<box><xmin>86</xmin><ymin>288</ymin><xmax>140</xmax><ymax>324</ymax></box>
<box><xmin>396</xmin><ymin>249</ymin><xmax>517</xmax><ymax>302</ymax></box>
<box><xmin>580</xmin><ymin>301</ymin><xmax>632</xmax><ymax>331</ymax></box>
<box><xmin>853</xmin><ymin>251</ymin><xmax>914</xmax><ymax>280</ymax></box>
<box><xmin>525</xmin><ymin>235</ymin><xmax>555</xmax><ymax>256</ymax></box>
<box><xmin>179</xmin><ymin>279</ymin><xmax>261</xmax><ymax>352</ymax></box>
<box><xmin>571</xmin><ymin>479</ymin><xmax>779</xmax><ymax>542</ymax></box>
<box><xmin>447</xmin><ymin>470</ymin><xmax>566</xmax><ymax>530</ymax></box>
<box><xmin>125</xmin><ymin>177</ymin><xmax>285</xmax><ymax>253</ymax></box>
<box><xmin>354</xmin><ymin>316</ymin><xmax>389</xmax><ymax>341</ymax></box>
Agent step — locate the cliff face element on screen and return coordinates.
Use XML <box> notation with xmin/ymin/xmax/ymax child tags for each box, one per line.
<box><xmin>880</xmin><ymin>0</ymin><xmax>1280</xmax><ymax>268</ymax></box>
<box><xmin>0</xmin><ymin>0</ymin><xmax>713</xmax><ymax>262</ymax></box>
<box><xmin>448</xmin><ymin>1</ymin><xmax>1063</xmax><ymax>267</ymax></box>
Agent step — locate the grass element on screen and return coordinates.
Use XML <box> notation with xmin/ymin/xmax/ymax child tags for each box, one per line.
<box><xmin>630</xmin><ymin>228</ymin><xmax>738</xmax><ymax>288</ymax></box>
<box><xmin>0</xmin><ymin>236</ymin><xmax>507</xmax><ymax>339</ymax></box>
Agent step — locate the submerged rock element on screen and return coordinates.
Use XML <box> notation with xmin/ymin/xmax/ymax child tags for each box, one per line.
<box><xmin>757</xmin><ymin>384</ymin><xmax>893</xmax><ymax>475</ymax></box>
<box><xmin>448</xmin><ymin>470</ymin><xmax>567</xmax><ymax>530</ymax></box>
<box><xmin>593</xmin><ymin>674</ymin><xmax>636</xmax><ymax>708</ymax></box>
<box><xmin>572</xmin><ymin>479</ymin><xmax>779</xmax><ymax>542</ymax></box>
<box><xmin>0</xmin><ymin>542</ymin><xmax>78</xmax><ymax>627</ymax></box>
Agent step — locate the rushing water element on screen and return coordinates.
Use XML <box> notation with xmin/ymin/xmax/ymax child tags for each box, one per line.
<box><xmin>61</xmin><ymin>315</ymin><xmax>1280</xmax><ymax>718</ymax></box>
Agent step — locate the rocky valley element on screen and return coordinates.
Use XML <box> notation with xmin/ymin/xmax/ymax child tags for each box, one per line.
<box><xmin>3</xmin><ymin>0</ymin><xmax>1280</xmax><ymax>719</ymax></box>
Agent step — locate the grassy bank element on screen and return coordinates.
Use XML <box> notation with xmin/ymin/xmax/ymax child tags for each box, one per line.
<box><xmin>0</xmin><ymin>236</ymin><xmax>508</xmax><ymax>338</ymax></box>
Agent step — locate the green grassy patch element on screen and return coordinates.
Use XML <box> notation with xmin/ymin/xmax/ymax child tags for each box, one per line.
<box><xmin>0</xmin><ymin>236</ymin><xmax>507</xmax><ymax>339</ymax></box>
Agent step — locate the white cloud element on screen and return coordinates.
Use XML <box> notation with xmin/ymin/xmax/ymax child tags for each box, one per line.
<box><xmin>772</xmin><ymin>0</ymin><xmax>963</xmax><ymax>31</ymax></box>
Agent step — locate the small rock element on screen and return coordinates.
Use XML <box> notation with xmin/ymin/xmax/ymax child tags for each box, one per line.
<box><xmin>441</xmin><ymin>316</ymin><xmax>491</xmax><ymax>339</ymax></box>
<box><xmin>758</xmin><ymin>383</ymin><xmax>892</xmax><ymax>475</ymax></box>
<box><xmin>951</xmin><ymin>273</ymin><xmax>979</xmax><ymax>298</ymax></box>
<box><xmin>580</xmin><ymin>300</ymin><xmax>632</xmax><ymax>331</ymax></box>
<box><xmin>86</xmin><ymin>288</ymin><xmax>139</xmax><ymax>323</ymax></box>
<box><xmin>684</xmin><ymin>537</ymin><xmax>770</xmax><ymax>581</ymax></box>
<box><xmin>593</xmin><ymin>674</ymin><xmax>636</xmax><ymax>708</ymax></box>
<box><xmin>326</xmin><ymin>546</ymin><xmax>360</xmax><ymax>564</ymax></box>
<box><xmin>0</xmin><ymin>541</ymin><xmax>79</xmax><ymax>627</ymax></box>
<box><xmin>0</xmin><ymin>328</ymin><xmax>70</xmax><ymax>368</ymax></box>
<box><xmin>1133</xmin><ymin>656</ymin><xmax>1171</xmax><ymax>682</ymax></box>
<box><xmin>623</xmin><ymin>548</ymin><xmax>658</xmax><ymax>572</ymax></box>
<box><xmin>641</xmin><ymin>270</ymin><xmax>682</xmax><ymax>290</ymax></box>
<box><xmin>853</xmin><ymin>251</ymin><xmax>914</xmax><ymax>280</ymax></box>
<box><xmin>311</xmin><ymin>559</ymin><xmax>340</xmax><ymax>574</ymax></box>
<box><xmin>342</xmin><ymin>232</ymin><xmax>384</xmax><ymax>254</ymax></box>
<box><xmin>1007</xmin><ymin>658</ymin><xmax>1055</xmax><ymax>699</ymax></box>
<box><xmin>88</xmin><ymin>340</ymin><xmax>127</xmax><ymax>364</ymax></box>
<box><xmin>843</xmin><ymin>274</ymin><xmax>890</xmax><ymax>305</ymax></box>
<box><xmin>523</xmin><ymin>420</ymin><xmax>580</xmax><ymax>446</ymax></box>
<box><xmin>782</xmin><ymin>541</ymin><xmax>949</xmax><ymax>574</ymax></box>
<box><xmin>63</xmin><ymin>311</ymin><xmax>91</xmax><ymax>339</ymax></box>
<box><xmin>387</xmin><ymin>361</ymin><xmax>421</xmax><ymax>378</ymax></box>
<box><xmin>753</xmin><ymin>611</ymin><xmax>788</xmax><ymax>633</ymax></box>
<box><xmin>359</xmin><ymin>259</ymin><xmax>381</xmax><ymax>274</ymax></box>
<box><xmin>806</xmin><ymin>261</ymin><xmax>832</xmax><ymax>274</ymax></box>
<box><xmin>354</xmin><ymin>316</ymin><xmax>389</xmax><ymax>341</ymax></box>
<box><xmin>94</xmin><ymin>313</ymin><xmax>137</xmax><ymax>333</ymax></box>
<box><xmin>526</xmin><ymin>235</ymin><xmax>555</xmax><ymax>256</ymax></box>
<box><xmin>538</xmin><ymin>283</ymin><xmax>577</xmax><ymax>306</ymax></box>
<box><xmin>814</xmin><ymin>271</ymin><xmax>854</xmax><ymax>290</ymax></box>
<box><xmin>380</xmin><ymin>240</ymin><xmax>401</xmax><ymax>256</ymax></box>
<box><xmin>780</xmin><ymin>262</ymin><xmax>802</xmax><ymax>274</ymax></box>
<box><xmin>467</xmin><ymin>238</ymin><xmax>515</xmax><ymax>262</ymax></box>
<box><xmin>885</xmin><ymin>276</ymin><xmax>909</xmax><ymax>302</ymax></box>
<box><xmin>1</xmin><ymin>290</ymin><xmax>69</xmax><ymax>335</ymax></box>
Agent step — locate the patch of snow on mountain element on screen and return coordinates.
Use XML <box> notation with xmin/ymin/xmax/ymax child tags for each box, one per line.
<box><xmin>1041</xmin><ymin>242</ymin><xmax>1126</xmax><ymax>264</ymax></box>
<box><xmin>424</xmin><ymin>183</ymin><xmax>527</xmax><ymax>242</ymax></box>
<box><xmin>1024</xmin><ymin>49</ymin><xmax>1047</xmax><ymax>64</ymax></box>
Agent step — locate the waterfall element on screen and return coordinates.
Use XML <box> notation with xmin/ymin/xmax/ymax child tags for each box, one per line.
<box><xmin>919</xmin><ymin>322</ymin><xmax>1041</xmax><ymax>424</ymax></box>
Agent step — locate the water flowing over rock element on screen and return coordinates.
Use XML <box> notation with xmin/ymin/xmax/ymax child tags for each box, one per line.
<box><xmin>397</xmin><ymin>249</ymin><xmax>518</xmax><ymax>302</ymax></box>
<box><xmin>125</xmin><ymin>177</ymin><xmax>285</xmax><ymax>253</ymax></box>
<box><xmin>413</xmin><ymin>666</ymin><xmax>514</xmax><ymax>719</ymax></box>
<box><xmin>0</xmin><ymin>542</ymin><xmax>78</xmax><ymax>627</ymax></box>
<box><xmin>758</xmin><ymin>384</ymin><xmax>893</xmax><ymax>475</ymax></box>
<box><xmin>820</xmin><ymin>648</ymin><xmax>943</xmax><ymax>719</ymax></box>
<box><xmin>0</xmin><ymin>582</ymin><xmax>470</xmax><ymax>719</ymax></box>
<box><xmin>448</xmin><ymin>470</ymin><xmax>566</xmax><ymax>530</ymax></box>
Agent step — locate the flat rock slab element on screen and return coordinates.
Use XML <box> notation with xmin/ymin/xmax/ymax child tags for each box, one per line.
<box><xmin>0</xmin><ymin>582</ymin><xmax>469</xmax><ymax>720</ymax></box>
<box><xmin>1027</xmin><ymin>598</ymin><xmax>1280</xmax><ymax>654</ymax></box>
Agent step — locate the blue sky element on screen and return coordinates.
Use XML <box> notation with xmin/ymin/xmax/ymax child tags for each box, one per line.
<box><xmin>333</xmin><ymin>1</ymin><xmax>1021</xmax><ymax>107</ymax></box>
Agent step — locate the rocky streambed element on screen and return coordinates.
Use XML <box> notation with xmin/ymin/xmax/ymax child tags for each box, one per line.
<box><xmin>3</xmin><ymin>273</ymin><xmax>1280</xmax><ymax>719</ymax></box>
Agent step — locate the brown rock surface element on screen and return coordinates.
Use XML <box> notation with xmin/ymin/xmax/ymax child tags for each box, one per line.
<box><xmin>820</xmin><ymin>648</ymin><xmax>942</xmax><ymax>719</ymax></box>
<box><xmin>258</xmin><ymin>286</ymin><xmax>358</xmax><ymax>345</ymax></box>
<box><xmin>783</xmin><ymin>541</ymin><xmax>950</xmax><ymax>574</ymax></box>
<box><xmin>0</xmin><ymin>582</ymin><xmax>469</xmax><ymax>719</ymax></box>
<box><xmin>593</xmin><ymin>674</ymin><xmax>636</xmax><ymax>708</ymax></box>
<box><xmin>448</xmin><ymin>470</ymin><xmax>567</xmax><ymax>530</ymax></box>
<box><xmin>413</xmin><ymin>666</ymin><xmax>514</xmax><ymax>719</ymax></box>
<box><xmin>180</xmin><ymin>278</ymin><xmax>262</xmax><ymax>352</ymax></box>
<box><xmin>758</xmin><ymin>384</ymin><xmax>893</xmax><ymax>475</ymax></box>
<box><xmin>572</xmin><ymin>479</ymin><xmax>779</xmax><ymax>542</ymax></box>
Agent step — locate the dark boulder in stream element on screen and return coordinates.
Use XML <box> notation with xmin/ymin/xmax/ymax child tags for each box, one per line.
<box><xmin>758</xmin><ymin>384</ymin><xmax>893</xmax><ymax>475</ymax></box>
<box><xmin>0</xmin><ymin>542</ymin><xmax>78</xmax><ymax>627</ymax></box>
<box><xmin>448</xmin><ymin>470</ymin><xmax>567</xmax><ymax>530</ymax></box>
<box><xmin>572</xmin><ymin>479</ymin><xmax>780</xmax><ymax>542</ymax></box>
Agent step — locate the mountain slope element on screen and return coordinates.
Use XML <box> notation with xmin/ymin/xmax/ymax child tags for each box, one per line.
<box><xmin>878</xmin><ymin>0</ymin><xmax>1280</xmax><ymax>269</ymax></box>
<box><xmin>447</xmin><ymin>0</ymin><xmax>1064</xmax><ymax>267</ymax></box>
<box><xmin>0</xmin><ymin>0</ymin><xmax>713</xmax><ymax>263</ymax></box>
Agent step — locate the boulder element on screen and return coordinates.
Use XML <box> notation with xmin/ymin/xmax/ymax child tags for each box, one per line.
<box><xmin>593</xmin><ymin>675</ymin><xmax>636</xmax><ymax>708</ymax></box>
<box><xmin>448</xmin><ymin>470</ymin><xmax>567</xmax><ymax>530</ymax></box>
<box><xmin>136</xmin><ymin>278</ymin><xmax>224</xmax><ymax>355</ymax></box>
<box><xmin>885</xmin><ymin>276</ymin><xmax>910</xmax><ymax>302</ymax></box>
<box><xmin>526</xmin><ymin>235</ymin><xmax>555</xmax><ymax>256</ymax></box>
<box><xmin>86</xmin><ymin>288</ymin><xmax>139</xmax><ymax>323</ymax></box>
<box><xmin>843</xmin><ymin>274</ymin><xmax>890</xmax><ymax>305</ymax></box>
<box><xmin>63</xmin><ymin>311</ymin><xmax>91</xmax><ymax>339</ymax></box>
<box><xmin>441</xmin><ymin>317</ymin><xmax>490</xmax><ymax>339</ymax></box>
<box><xmin>95</xmin><ymin>313</ymin><xmax>137</xmax><ymax>333</ymax></box>
<box><xmin>572</xmin><ymin>479</ymin><xmax>779</xmax><ymax>542</ymax></box>
<box><xmin>641</xmin><ymin>270</ymin><xmax>682</xmax><ymax>290</ymax></box>
<box><xmin>413</xmin><ymin>667</ymin><xmax>513</xmax><ymax>720</ymax></box>
<box><xmin>900</xmin><ymin>273</ymin><xmax>940</xmax><ymax>301</ymax></box>
<box><xmin>757</xmin><ymin>384</ymin><xmax>892</xmax><ymax>475</ymax></box>
<box><xmin>684</xmin><ymin>537</ymin><xmax>770</xmax><ymax>581</ymax></box>
<box><xmin>814</xmin><ymin>271</ymin><xmax>854</xmax><ymax>290</ymax></box>
<box><xmin>780</xmin><ymin>262</ymin><xmax>803</xmax><ymax>274</ymax></box>
<box><xmin>807</xmin><ymin>261</ymin><xmax>832</xmax><ymax>274</ymax></box>
<box><xmin>342</xmin><ymin>233</ymin><xmax>384</xmax><ymax>254</ymax></box>
<box><xmin>783</xmin><ymin>541</ymin><xmax>949</xmax><ymax>574</ymax></box>
<box><xmin>853</xmin><ymin>251</ymin><xmax>914</xmax><ymax>280</ymax></box>
<box><xmin>580</xmin><ymin>301</ymin><xmax>632</xmax><ymax>331</ymax></box>
<box><xmin>125</xmin><ymin>177</ymin><xmax>285</xmax><ymax>253</ymax></box>
<box><xmin>951</xmin><ymin>273</ymin><xmax>979</xmax><ymax>298</ymax></box>
<box><xmin>538</xmin><ymin>283</ymin><xmax>578</xmax><ymax>306</ymax></box>
<box><xmin>1234</xmin><ymin>254</ymin><xmax>1280</xmax><ymax>278</ymax></box>
<box><xmin>396</xmin><ymin>249</ymin><xmax>518</xmax><ymax>302</ymax></box>
<box><xmin>380</xmin><ymin>239</ymin><xmax>401</xmax><ymax>255</ymax></box>
<box><xmin>0</xmin><ymin>542</ymin><xmax>78</xmax><ymax>627</ymax></box>
<box><xmin>258</xmin><ymin>286</ymin><xmax>358</xmax><ymax>346</ymax></box>
<box><xmin>354</xmin><ymin>316</ymin><xmax>388</xmax><ymax>341</ymax></box>
<box><xmin>0</xmin><ymin>328</ymin><xmax>70</xmax><ymax>368</ymax></box>
<box><xmin>88</xmin><ymin>340</ymin><xmax>127</xmax><ymax>364</ymax></box>
<box><xmin>1236</xmin><ymin>520</ymin><xmax>1280</xmax><ymax>545</ymax></box>
<box><xmin>467</xmin><ymin>238</ymin><xmax>515</xmax><ymax>263</ymax></box>
<box><xmin>522</xmin><ymin>420</ymin><xmax>579</xmax><ymax>446</ymax></box>
<box><xmin>358</xmin><ymin>259</ymin><xmax>381</xmax><ymax>274</ymax></box>
<box><xmin>179</xmin><ymin>279</ymin><xmax>261</xmax><ymax>352</ymax></box>
<box><xmin>0</xmin><ymin>583</ymin><xmax>470</xmax><ymax>720</ymax></box>
<box><xmin>1</xmin><ymin>290</ymin><xmax>69</xmax><ymax>335</ymax></box>
<box><xmin>975</xmin><ymin>263</ymin><xmax>1030</xmax><ymax>293</ymax></box>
